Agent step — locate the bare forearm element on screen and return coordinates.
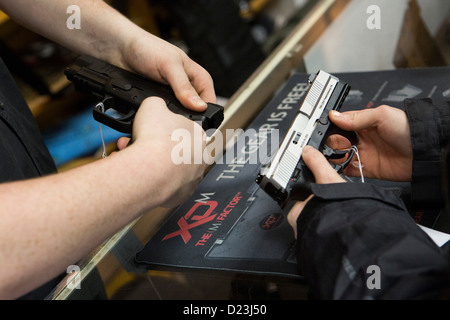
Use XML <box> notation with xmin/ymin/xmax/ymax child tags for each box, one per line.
<box><xmin>0</xmin><ymin>145</ymin><xmax>166</xmax><ymax>299</ymax></box>
<box><xmin>0</xmin><ymin>0</ymin><xmax>143</xmax><ymax>66</ymax></box>
<box><xmin>0</xmin><ymin>0</ymin><xmax>216</xmax><ymax>108</ymax></box>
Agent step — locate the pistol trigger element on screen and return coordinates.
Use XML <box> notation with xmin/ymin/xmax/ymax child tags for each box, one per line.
<box><xmin>322</xmin><ymin>144</ymin><xmax>348</xmax><ymax>160</ymax></box>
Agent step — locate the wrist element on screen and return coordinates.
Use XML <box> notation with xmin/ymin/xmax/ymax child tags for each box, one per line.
<box><xmin>87</xmin><ymin>5</ymin><xmax>148</xmax><ymax>71</ymax></box>
<box><xmin>107</xmin><ymin>27</ymin><xmax>147</xmax><ymax>71</ymax></box>
<box><xmin>117</xmin><ymin>30</ymin><xmax>168</xmax><ymax>77</ymax></box>
<box><xmin>122</xmin><ymin>139</ymin><xmax>195</xmax><ymax>209</ymax></box>
<box><xmin>105</xmin><ymin>142</ymin><xmax>171</xmax><ymax>211</ymax></box>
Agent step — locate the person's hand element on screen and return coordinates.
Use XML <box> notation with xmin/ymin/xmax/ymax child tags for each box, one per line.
<box><xmin>119</xmin><ymin>31</ymin><xmax>216</xmax><ymax>112</ymax></box>
<box><xmin>328</xmin><ymin>105</ymin><xmax>412</xmax><ymax>182</ymax></box>
<box><xmin>288</xmin><ymin>105</ymin><xmax>413</xmax><ymax>238</ymax></box>
<box><xmin>115</xmin><ymin>32</ymin><xmax>217</xmax><ymax>156</ymax></box>
<box><xmin>287</xmin><ymin>146</ymin><xmax>345</xmax><ymax>238</ymax></box>
<box><xmin>123</xmin><ymin>97</ymin><xmax>207</xmax><ymax>208</ymax></box>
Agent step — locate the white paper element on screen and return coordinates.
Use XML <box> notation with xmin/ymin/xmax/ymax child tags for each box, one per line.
<box><xmin>419</xmin><ymin>225</ymin><xmax>450</xmax><ymax>247</ymax></box>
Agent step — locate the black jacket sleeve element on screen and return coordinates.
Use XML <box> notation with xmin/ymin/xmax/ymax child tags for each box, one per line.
<box><xmin>405</xmin><ymin>98</ymin><xmax>450</xmax><ymax>210</ymax></box>
<box><xmin>296</xmin><ymin>183</ymin><xmax>449</xmax><ymax>300</ymax></box>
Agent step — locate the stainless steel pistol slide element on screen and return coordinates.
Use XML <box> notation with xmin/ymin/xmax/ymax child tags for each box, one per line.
<box><xmin>256</xmin><ymin>70</ymin><xmax>358</xmax><ymax>208</ymax></box>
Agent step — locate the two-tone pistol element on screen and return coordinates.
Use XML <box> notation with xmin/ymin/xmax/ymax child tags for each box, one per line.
<box><xmin>256</xmin><ymin>70</ymin><xmax>358</xmax><ymax>208</ymax></box>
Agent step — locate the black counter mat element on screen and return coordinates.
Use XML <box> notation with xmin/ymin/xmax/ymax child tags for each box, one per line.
<box><xmin>135</xmin><ymin>67</ymin><xmax>450</xmax><ymax>278</ymax></box>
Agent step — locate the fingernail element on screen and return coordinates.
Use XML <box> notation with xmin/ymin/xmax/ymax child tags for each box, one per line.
<box><xmin>330</xmin><ymin>110</ymin><xmax>341</xmax><ymax>117</ymax></box>
<box><xmin>191</xmin><ymin>95</ymin><xmax>207</xmax><ymax>108</ymax></box>
<box><xmin>302</xmin><ymin>145</ymin><xmax>313</xmax><ymax>153</ymax></box>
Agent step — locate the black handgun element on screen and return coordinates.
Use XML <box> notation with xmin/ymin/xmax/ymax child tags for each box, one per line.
<box><xmin>256</xmin><ymin>70</ymin><xmax>358</xmax><ymax>208</ymax></box>
<box><xmin>64</xmin><ymin>55</ymin><xmax>224</xmax><ymax>134</ymax></box>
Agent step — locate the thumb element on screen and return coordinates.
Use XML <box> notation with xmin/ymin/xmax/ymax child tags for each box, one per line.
<box><xmin>164</xmin><ymin>66</ymin><xmax>208</xmax><ymax>112</ymax></box>
<box><xmin>135</xmin><ymin>96</ymin><xmax>170</xmax><ymax>120</ymax></box>
<box><xmin>132</xmin><ymin>97</ymin><xmax>170</xmax><ymax>137</ymax></box>
<box><xmin>302</xmin><ymin>146</ymin><xmax>345</xmax><ymax>184</ymax></box>
<box><xmin>329</xmin><ymin>109</ymin><xmax>378</xmax><ymax>131</ymax></box>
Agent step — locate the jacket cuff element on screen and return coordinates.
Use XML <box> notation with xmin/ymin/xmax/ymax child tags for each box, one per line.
<box><xmin>297</xmin><ymin>182</ymin><xmax>407</xmax><ymax>236</ymax></box>
<box><xmin>405</xmin><ymin>98</ymin><xmax>449</xmax><ymax>209</ymax></box>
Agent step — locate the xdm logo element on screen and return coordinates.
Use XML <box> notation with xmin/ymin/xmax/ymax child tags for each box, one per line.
<box><xmin>259</xmin><ymin>213</ymin><xmax>284</xmax><ymax>230</ymax></box>
<box><xmin>162</xmin><ymin>201</ymin><xmax>218</xmax><ymax>243</ymax></box>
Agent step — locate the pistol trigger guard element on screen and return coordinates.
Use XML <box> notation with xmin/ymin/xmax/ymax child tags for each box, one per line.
<box><xmin>322</xmin><ymin>144</ymin><xmax>348</xmax><ymax>160</ymax></box>
<box><xmin>326</xmin><ymin>124</ymin><xmax>359</xmax><ymax>147</ymax></box>
<box><xmin>321</xmin><ymin>137</ymin><xmax>358</xmax><ymax>173</ymax></box>
<box><xmin>321</xmin><ymin>123</ymin><xmax>359</xmax><ymax>173</ymax></box>
<box><xmin>327</xmin><ymin>145</ymin><xmax>357</xmax><ymax>173</ymax></box>
<box><xmin>93</xmin><ymin>97</ymin><xmax>135</xmax><ymax>134</ymax></box>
